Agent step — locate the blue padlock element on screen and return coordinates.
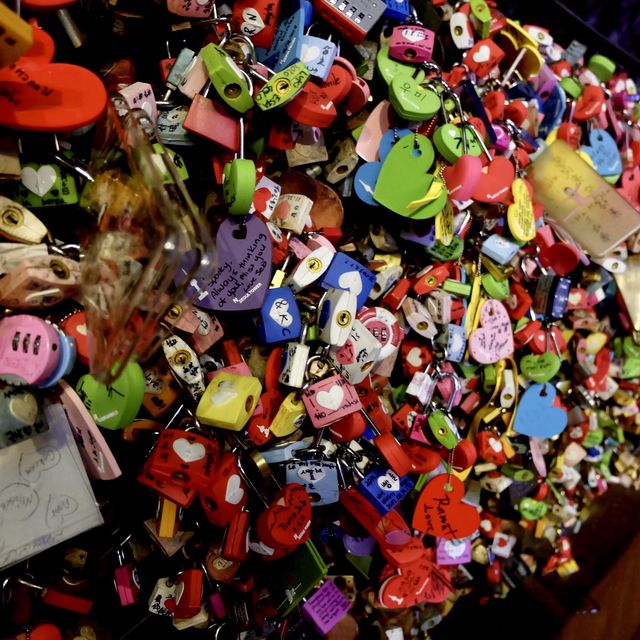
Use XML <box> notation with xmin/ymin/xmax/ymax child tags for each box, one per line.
<box><xmin>538</xmin><ymin>84</ymin><xmax>567</xmax><ymax>138</ymax></box>
<box><xmin>286</xmin><ymin>459</ymin><xmax>340</xmax><ymax>506</ymax></box>
<box><xmin>320</xmin><ymin>252</ymin><xmax>376</xmax><ymax>310</ymax></box>
<box><xmin>37</xmin><ymin>329</ymin><xmax>76</xmax><ymax>388</ymax></box>
<box><xmin>299</xmin><ymin>33</ymin><xmax>337</xmax><ymax>81</ymax></box>
<box><xmin>384</xmin><ymin>0</ymin><xmax>411</xmax><ymax>21</ymax></box>
<box><xmin>359</xmin><ymin>467</ymin><xmax>414</xmax><ymax>515</ymax></box>
<box><xmin>481</xmin><ymin>234</ymin><xmax>520</xmax><ymax>265</ymax></box>
<box><xmin>260</xmin><ymin>8</ymin><xmax>305</xmax><ymax>71</ymax></box>
<box><xmin>257</xmin><ymin>287</ymin><xmax>302</xmax><ymax>343</ymax></box>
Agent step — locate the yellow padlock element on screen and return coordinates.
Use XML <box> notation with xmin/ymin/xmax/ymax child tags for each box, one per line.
<box><xmin>0</xmin><ymin>4</ymin><xmax>34</xmax><ymax>69</ymax></box>
<box><xmin>270</xmin><ymin>392</ymin><xmax>307</xmax><ymax>437</ymax></box>
<box><xmin>196</xmin><ymin>372</ymin><xmax>261</xmax><ymax>431</ymax></box>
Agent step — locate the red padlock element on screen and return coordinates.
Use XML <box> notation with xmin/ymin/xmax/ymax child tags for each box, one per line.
<box><xmin>174</xmin><ymin>569</ymin><xmax>204</xmax><ymax>620</ymax></box>
<box><xmin>200</xmin><ymin>451</ymin><xmax>248</xmax><ymax>527</ymax></box>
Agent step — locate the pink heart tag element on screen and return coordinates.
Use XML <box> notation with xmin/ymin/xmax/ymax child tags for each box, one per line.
<box><xmin>469</xmin><ymin>299</ymin><xmax>514</xmax><ymax>364</ymax></box>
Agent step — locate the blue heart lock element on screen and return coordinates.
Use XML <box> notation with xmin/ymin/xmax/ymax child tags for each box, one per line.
<box><xmin>513</xmin><ymin>383</ymin><xmax>567</xmax><ymax>438</ymax></box>
<box><xmin>581</xmin><ymin>129</ymin><xmax>623</xmax><ymax>177</ymax></box>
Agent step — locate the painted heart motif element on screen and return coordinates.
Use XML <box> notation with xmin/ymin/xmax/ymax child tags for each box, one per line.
<box><xmin>9</xmin><ymin>393</ymin><xmax>39</xmax><ymax>424</ymax></box>
<box><xmin>469</xmin><ymin>299</ymin><xmax>514</xmax><ymax>364</ymax></box>
<box><xmin>513</xmin><ymin>383</ymin><xmax>568</xmax><ymax>438</ymax></box>
<box><xmin>338</xmin><ymin>270</ymin><xmax>363</xmax><ymax>296</ymax></box>
<box><xmin>225</xmin><ymin>474</ymin><xmax>245</xmax><ymax>505</ymax></box>
<box><xmin>208</xmin><ymin>379</ymin><xmax>239</xmax><ymax>405</ymax></box>
<box><xmin>377</xmin><ymin>471</ymin><xmax>400</xmax><ymax>492</ymax></box>
<box><xmin>256</xmin><ymin>483</ymin><xmax>312</xmax><ymax>549</ymax></box>
<box><xmin>300</xmin><ymin>43</ymin><xmax>321</xmax><ymax>63</ymax></box>
<box><xmin>520</xmin><ymin>353</ymin><xmax>561</xmax><ymax>383</ymax></box>
<box><xmin>21</xmin><ymin>165</ymin><xmax>57</xmax><ymax>196</ymax></box>
<box><xmin>316</xmin><ymin>384</ymin><xmax>344</xmax><ymax>410</ymax></box>
<box><xmin>402</xmin><ymin>27</ymin><xmax>427</xmax><ymax>43</ymax></box>
<box><xmin>472</xmin><ymin>156</ymin><xmax>515</xmax><ymax>204</ymax></box>
<box><xmin>412</xmin><ymin>474</ymin><xmax>480</xmax><ymax>539</ymax></box>
<box><xmin>473</xmin><ymin>45</ymin><xmax>490</xmax><ymax>63</ymax></box>
<box><xmin>378</xmin><ymin>554</ymin><xmax>434</xmax><ymax>608</ymax></box>
<box><xmin>191</xmin><ymin>216</ymin><xmax>272</xmax><ymax>311</ymax></box>
<box><xmin>241</xmin><ymin>7</ymin><xmax>265</xmax><ymax>34</ymax></box>
<box><xmin>173</xmin><ymin>438</ymin><xmax>206</xmax><ymax>463</ymax></box>
<box><xmin>253</xmin><ymin>187</ymin><xmax>271</xmax><ymax>213</ymax></box>
<box><xmin>443</xmin><ymin>154</ymin><xmax>483</xmax><ymax>201</ymax></box>
<box><xmin>581</xmin><ymin>129</ymin><xmax>622</xmax><ymax>177</ymax></box>
<box><xmin>476</xmin><ymin>431</ymin><xmax>506</xmax><ymax>465</ymax></box>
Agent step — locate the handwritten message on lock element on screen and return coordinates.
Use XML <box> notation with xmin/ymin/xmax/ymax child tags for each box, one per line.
<box><xmin>301</xmin><ymin>374</ymin><xmax>362</xmax><ymax>428</ymax></box>
<box><xmin>302</xmin><ymin>579</ymin><xmax>351</xmax><ymax>635</ymax></box>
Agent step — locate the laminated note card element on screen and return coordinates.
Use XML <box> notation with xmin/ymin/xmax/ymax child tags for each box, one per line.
<box><xmin>0</xmin><ymin>402</ymin><xmax>103</xmax><ymax>570</ymax></box>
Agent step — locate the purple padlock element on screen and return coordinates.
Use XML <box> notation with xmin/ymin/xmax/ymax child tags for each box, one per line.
<box><xmin>0</xmin><ymin>315</ymin><xmax>60</xmax><ymax>385</ymax></box>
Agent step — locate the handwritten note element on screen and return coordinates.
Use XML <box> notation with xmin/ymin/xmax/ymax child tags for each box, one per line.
<box><xmin>528</xmin><ymin>140</ymin><xmax>640</xmax><ymax>257</ymax></box>
<box><xmin>302</xmin><ymin>579</ymin><xmax>351</xmax><ymax>635</ymax></box>
<box><xmin>0</xmin><ymin>402</ymin><xmax>103</xmax><ymax>570</ymax></box>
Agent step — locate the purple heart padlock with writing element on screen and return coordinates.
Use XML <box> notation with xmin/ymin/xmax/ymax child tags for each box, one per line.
<box><xmin>189</xmin><ymin>216</ymin><xmax>272</xmax><ymax>311</ymax></box>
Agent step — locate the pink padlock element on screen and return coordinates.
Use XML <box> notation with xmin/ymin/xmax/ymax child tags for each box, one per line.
<box><xmin>344</xmin><ymin>77</ymin><xmax>371</xmax><ymax>117</ymax></box>
<box><xmin>389</xmin><ymin>25</ymin><xmax>435</xmax><ymax>63</ymax></box>
<box><xmin>301</xmin><ymin>374</ymin><xmax>361</xmax><ymax>428</ymax></box>
<box><xmin>166</xmin><ymin>0</ymin><xmax>215</xmax><ymax>18</ymax></box>
<box><xmin>0</xmin><ymin>315</ymin><xmax>60</xmax><ymax>385</ymax></box>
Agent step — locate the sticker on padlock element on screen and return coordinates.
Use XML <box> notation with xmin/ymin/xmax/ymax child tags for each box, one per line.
<box><xmin>195</xmin><ymin>372</ymin><xmax>262</xmax><ymax>430</ymax></box>
<box><xmin>286</xmin><ymin>459</ymin><xmax>340</xmax><ymax>505</ymax></box>
<box><xmin>302</xmin><ymin>374</ymin><xmax>362</xmax><ymax>428</ymax></box>
<box><xmin>359</xmin><ymin>467</ymin><xmax>414</xmax><ymax>515</ymax></box>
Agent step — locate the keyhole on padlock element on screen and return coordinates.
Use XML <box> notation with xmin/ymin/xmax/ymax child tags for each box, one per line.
<box><xmin>174</xmin><ymin>350</ymin><xmax>191</xmax><ymax>365</ymax></box>
<box><xmin>308</xmin><ymin>492</ymin><xmax>321</xmax><ymax>504</ymax></box>
<box><xmin>274</xmin><ymin>79</ymin><xmax>291</xmax><ymax>95</ymax></box>
<box><xmin>454</xmin><ymin>25</ymin><xmax>463</xmax><ymax>36</ymax></box>
<box><xmin>225</xmin><ymin>83</ymin><xmax>241</xmax><ymax>98</ymax></box>
<box><xmin>405</xmin><ymin>49</ymin><xmax>416</xmax><ymax>59</ymax></box>
<box><xmin>244</xmin><ymin>395</ymin><xmax>254</xmax><ymax>412</ymax></box>
<box><xmin>50</xmin><ymin>259</ymin><xmax>70</xmax><ymax>280</ymax></box>
<box><xmin>337</xmin><ymin>310</ymin><xmax>352</xmax><ymax>327</ymax></box>
<box><xmin>167</xmin><ymin>305</ymin><xmax>182</xmax><ymax>320</ymax></box>
<box><xmin>307</xmin><ymin>258</ymin><xmax>322</xmax><ymax>272</ymax></box>
<box><xmin>417</xmin><ymin>321</ymin><xmax>429</xmax><ymax>331</ymax></box>
<box><xmin>2</xmin><ymin>207</ymin><xmax>23</xmax><ymax>227</ymax></box>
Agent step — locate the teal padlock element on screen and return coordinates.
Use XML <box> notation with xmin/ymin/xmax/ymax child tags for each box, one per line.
<box><xmin>223</xmin><ymin>118</ymin><xmax>257</xmax><ymax>216</ymax></box>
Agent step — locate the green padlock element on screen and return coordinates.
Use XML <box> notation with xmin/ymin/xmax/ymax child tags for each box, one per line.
<box><xmin>428</xmin><ymin>409</ymin><xmax>459</xmax><ymax>449</ymax></box>
<box><xmin>389</xmin><ymin>76</ymin><xmax>441</xmax><ymax>121</ymax></box>
<box><xmin>200</xmin><ymin>43</ymin><xmax>254</xmax><ymax>113</ymax></box>
<box><xmin>376</xmin><ymin>45</ymin><xmax>425</xmax><ymax>86</ymax></box>
<box><xmin>519</xmin><ymin>497</ymin><xmax>548</xmax><ymax>520</ymax></box>
<box><xmin>255</xmin><ymin>61</ymin><xmax>310</xmax><ymax>110</ymax></box>
<box><xmin>151</xmin><ymin>143</ymin><xmax>189</xmax><ymax>184</ymax></box>
<box><xmin>426</xmin><ymin>236</ymin><xmax>464</xmax><ymax>261</ymax></box>
<box><xmin>223</xmin><ymin>118</ymin><xmax>257</xmax><ymax>216</ymax></box>
<box><xmin>481</xmin><ymin>272</ymin><xmax>510</xmax><ymax>300</ymax></box>
<box><xmin>13</xmin><ymin>160</ymin><xmax>78</xmax><ymax>208</ymax></box>
<box><xmin>75</xmin><ymin>362</ymin><xmax>145</xmax><ymax>430</ymax></box>
<box><xmin>469</xmin><ymin>0</ymin><xmax>491</xmax><ymax>38</ymax></box>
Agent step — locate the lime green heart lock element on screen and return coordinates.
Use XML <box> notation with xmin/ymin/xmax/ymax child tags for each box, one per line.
<box><xmin>376</xmin><ymin>45</ymin><xmax>425</xmax><ymax>86</ymax></box>
<box><xmin>76</xmin><ymin>361</ymin><xmax>145</xmax><ymax>430</ymax></box>
<box><xmin>519</xmin><ymin>497</ymin><xmax>548</xmax><ymax>521</ymax></box>
<box><xmin>223</xmin><ymin>118</ymin><xmax>257</xmax><ymax>216</ymax></box>
<box><xmin>200</xmin><ymin>43</ymin><xmax>254</xmax><ymax>113</ymax></box>
<box><xmin>389</xmin><ymin>75</ymin><xmax>441</xmax><ymax>121</ymax></box>
<box><xmin>520</xmin><ymin>352</ymin><xmax>561</xmax><ymax>383</ymax></box>
<box><xmin>374</xmin><ymin>133</ymin><xmax>437</xmax><ymax>217</ymax></box>
<box><xmin>255</xmin><ymin>61</ymin><xmax>311</xmax><ymax>111</ymax></box>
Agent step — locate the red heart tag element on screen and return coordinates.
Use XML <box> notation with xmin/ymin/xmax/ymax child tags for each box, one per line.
<box><xmin>412</xmin><ymin>474</ymin><xmax>480</xmax><ymax>540</ymax></box>
<box><xmin>573</xmin><ymin>85</ymin><xmax>605</xmax><ymax>122</ymax></box>
<box><xmin>443</xmin><ymin>154</ymin><xmax>483</xmax><ymax>201</ymax></box>
<box><xmin>256</xmin><ymin>483</ymin><xmax>312</xmax><ymax>549</ymax></box>
<box><xmin>0</xmin><ymin>60</ymin><xmax>107</xmax><ymax>131</ymax></box>
<box><xmin>472</xmin><ymin>156</ymin><xmax>515</xmax><ymax>204</ymax></box>
<box><xmin>618</xmin><ymin>167</ymin><xmax>640</xmax><ymax>210</ymax></box>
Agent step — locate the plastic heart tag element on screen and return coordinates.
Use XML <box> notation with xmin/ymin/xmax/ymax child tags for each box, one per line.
<box><xmin>507</xmin><ymin>178</ymin><xmax>535</xmax><ymax>242</ymax></box>
<box><xmin>0</xmin><ymin>61</ymin><xmax>107</xmax><ymax>131</ymax></box>
<box><xmin>472</xmin><ymin>156</ymin><xmax>515</xmax><ymax>204</ymax></box>
<box><xmin>378</xmin><ymin>553</ymin><xmax>437</xmax><ymax>607</ymax></box>
<box><xmin>412</xmin><ymin>474</ymin><xmax>480</xmax><ymax>540</ymax></box>
<box><xmin>191</xmin><ymin>216</ymin><xmax>272</xmax><ymax>311</ymax></box>
<box><xmin>256</xmin><ymin>482</ymin><xmax>312</xmax><ymax>549</ymax></box>
<box><xmin>520</xmin><ymin>353</ymin><xmax>561</xmax><ymax>383</ymax></box>
<box><xmin>513</xmin><ymin>383</ymin><xmax>568</xmax><ymax>438</ymax></box>
<box><xmin>469</xmin><ymin>299</ymin><xmax>514</xmax><ymax>364</ymax></box>
<box><xmin>443</xmin><ymin>154</ymin><xmax>483</xmax><ymax>201</ymax></box>
<box><xmin>75</xmin><ymin>362</ymin><xmax>145</xmax><ymax>430</ymax></box>
<box><xmin>389</xmin><ymin>75</ymin><xmax>440</xmax><ymax>120</ymax></box>
<box><xmin>374</xmin><ymin>134</ymin><xmax>436</xmax><ymax>217</ymax></box>
<box><xmin>581</xmin><ymin>129</ymin><xmax>623</xmax><ymax>177</ymax></box>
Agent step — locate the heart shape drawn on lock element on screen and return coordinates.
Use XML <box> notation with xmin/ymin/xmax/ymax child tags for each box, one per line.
<box><xmin>338</xmin><ymin>270</ymin><xmax>363</xmax><ymax>296</ymax></box>
<box><xmin>520</xmin><ymin>352</ymin><xmax>561</xmax><ymax>383</ymax></box>
<box><xmin>513</xmin><ymin>383</ymin><xmax>568</xmax><ymax>438</ymax></box>
<box><xmin>377</xmin><ymin>471</ymin><xmax>400</xmax><ymax>492</ymax></box>
<box><xmin>241</xmin><ymin>7</ymin><xmax>265</xmax><ymax>34</ymax></box>
<box><xmin>412</xmin><ymin>474</ymin><xmax>480</xmax><ymax>539</ymax></box>
<box><xmin>191</xmin><ymin>216</ymin><xmax>272</xmax><ymax>311</ymax></box>
<box><xmin>21</xmin><ymin>165</ymin><xmax>57</xmax><ymax>197</ymax></box>
<box><xmin>0</xmin><ymin>60</ymin><xmax>107</xmax><ymax>131</ymax></box>
<box><xmin>256</xmin><ymin>483</ymin><xmax>312</xmax><ymax>548</ymax></box>
<box><xmin>316</xmin><ymin>384</ymin><xmax>344</xmax><ymax>411</ymax></box>
<box><xmin>472</xmin><ymin>156</ymin><xmax>515</xmax><ymax>204</ymax></box>
<box><xmin>173</xmin><ymin>438</ymin><xmax>206</xmax><ymax>463</ymax></box>
<box><xmin>225</xmin><ymin>474</ymin><xmax>245</xmax><ymax>505</ymax></box>
<box><xmin>45</xmin><ymin>494</ymin><xmax>78</xmax><ymax>528</ymax></box>
<box><xmin>468</xmin><ymin>299</ymin><xmax>514</xmax><ymax>364</ymax></box>
<box><xmin>443</xmin><ymin>154</ymin><xmax>483</xmax><ymax>201</ymax></box>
